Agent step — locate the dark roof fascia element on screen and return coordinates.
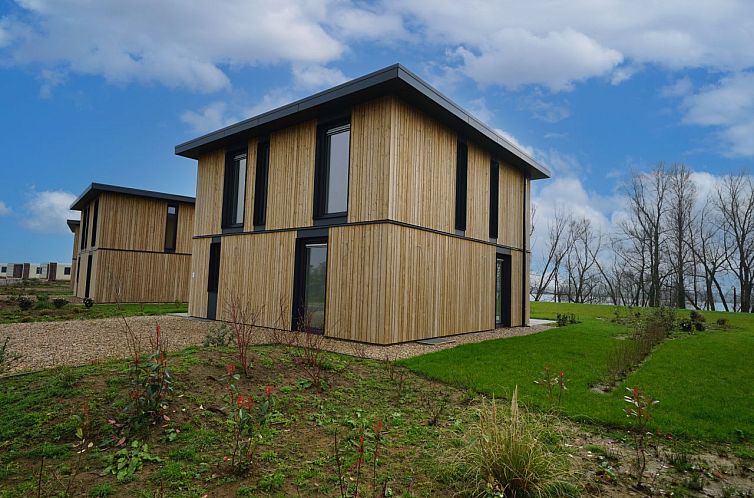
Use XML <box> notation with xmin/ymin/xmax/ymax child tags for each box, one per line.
<box><xmin>70</xmin><ymin>183</ymin><xmax>196</xmax><ymax>211</ymax></box>
<box><xmin>66</xmin><ymin>219</ymin><xmax>80</xmax><ymax>233</ymax></box>
<box><xmin>174</xmin><ymin>64</ymin><xmax>550</xmax><ymax>180</ymax></box>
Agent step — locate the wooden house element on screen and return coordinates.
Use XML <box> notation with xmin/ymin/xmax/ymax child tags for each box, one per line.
<box><xmin>69</xmin><ymin>183</ymin><xmax>195</xmax><ymax>303</ymax></box>
<box><xmin>176</xmin><ymin>64</ymin><xmax>550</xmax><ymax>344</ymax></box>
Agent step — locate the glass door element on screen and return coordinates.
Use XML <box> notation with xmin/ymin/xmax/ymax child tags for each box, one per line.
<box><xmin>293</xmin><ymin>239</ymin><xmax>328</xmax><ymax>332</ymax></box>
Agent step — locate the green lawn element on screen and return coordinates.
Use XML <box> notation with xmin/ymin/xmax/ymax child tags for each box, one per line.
<box><xmin>401</xmin><ymin>302</ymin><xmax>754</xmax><ymax>443</ymax></box>
<box><xmin>0</xmin><ymin>302</ymin><xmax>188</xmax><ymax>324</ymax></box>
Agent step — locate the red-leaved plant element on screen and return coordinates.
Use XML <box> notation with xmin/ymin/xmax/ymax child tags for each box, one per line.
<box><xmin>226</xmin><ymin>296</ymin><xmax>262</xmax><ymax>377</ymax></box>
<box><xmin>624</xmin><ymin>386</ymin><xmax>659</xmax><ymax>487</ymax></box>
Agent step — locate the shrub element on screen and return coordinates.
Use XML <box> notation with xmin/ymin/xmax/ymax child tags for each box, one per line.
<box><xmin>123</xmin><ymin>321</ymin><xmax>172</xmax><ymax>430</ymax></box>
<box><xmin>606</xmin><ymin>307</ymin><xmax>674</xmax><ymax>382</ymax></box>
<box><xmin>448</xmin><ymin>388</ymin><xmax>575</xmax><ymax>497</ymax></box>
<box><xmin>555</xmin><ymin>313</ymin><xmax>578</xmax><ymax>327</ymax></box>
<box><xmin>716</xmin><ymin>318</ymin><xmax>730</xmax><ymax>329</ymax></box>
<box><xmin>83</xmin><ymin>297</ymin><xmax>95</xmax><ymax>308</ymax></box>
<box><xmin>226</xmin><ymin>296</ymin><xmax>261</xmax><ymax>377</ymax></box>
<box><xmin>17</xmin><ymin>296</ymin><xmax>33</xmax><ymax>311</ymax></box>
<box><xmin>52</xmin><ymin>298</ymin><xmax>69</xmax><ymax>309</ymax></box>
<box><xmin>679</xmin><ymin>319</ymin><xmax>693</xmax><ymax>332</ymax></box>
<box><xmin>203</xmin><ymin>323</ymin><xmax>233</xmax><ymax>347</ymax></box>
<box><xmin>624</xmin><ymin>386</ymin><xmax>659</xmax><ymax>487</ymax></box>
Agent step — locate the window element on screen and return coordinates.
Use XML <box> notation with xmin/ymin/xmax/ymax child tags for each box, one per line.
<box><xmin>84</xmin><ymin>254</ymin><xmax>93</xmax><ymax>298</ymax></box>
<box><xmin>495</xmin><ymin>255</ymin><xmax>510</xmax><ymax>327</ymax></box>
<box><xmin>90</xmin><ymin>199</ymin><xmax>99</xmax><ymax>246</ymax></box>
<box><xmin>80</xmin><ymin>207</ymin><xmax>89</xmax><ymax>249</ymax></box>
<box><xmin>293</xmin><ymin>239</ymin><xmax>328</xmax><ymax>332</ymax></box>
<box><xmin>252</xmin><ymin>139</ymin><xmax>270</xmax><ymax>228</ymax></box>
<box><xmin>455</xmin><ymin>139</ymin><xmax>468</xmax><ymax>232</ymax></box>
<box><xmin>64</xmin><ymin>266</ymin><xmax>71</xmax><ymax>275</ymax></box>
<box><xmin>222</xmin><ymin>148</ymin><xmax>247</xmax><ymax>229</ymax></box>
<box><xmin>314</xmin><ymin>119</ymin><xmax>351</xmax><ymax>218</ymax></box>
<box><xmin>164</xmin><ymin>203</ymin><xmax>178</xmax><ymax>252</ymax></box>
<box><xmin>0</xmin><ymin>266</ymin><xmax>6</xmax><ymax>273</ymax></box>
<box><xmin>489</xmin><ymin>159</ymin><xmax>499</xmax><ymax>239</ymax></box>
<box><xmin>36</xmin><ymin>266</ymin><xmax>42</xmax><ymax>275</ymax></box>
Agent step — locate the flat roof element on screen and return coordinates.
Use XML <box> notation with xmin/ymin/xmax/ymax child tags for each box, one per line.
<box><xmin>175</xmin><ymin>64</ymin><xmax>550</xmax><ymax>180</ymax></box>
<box><xmin>70</xmin><ymin>183</ymin><xmax>196</xmax><ymax>211</ymax></box>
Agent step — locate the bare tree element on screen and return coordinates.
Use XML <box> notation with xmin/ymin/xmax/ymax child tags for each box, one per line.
<box><xmin>716</xmin><ymin>173</ymin><xmax>754</xmax><ymax>312</ymax></box>
<box><xmin>563</xmin><ymin>217</ymin><xmax>602</xmax><ymax>303</ymax></box>
<box><xmin>531</xmin><ymin>210</ymin><xmax>569</xmax><ymax>301</ymax></box>
<box><xmin>687</xmin><ymin>198</ymin><xmax>730</xmax><ymax>311</ymax></box>
<box><xmin>666</xmin><ymin>163</ymin><xmax>696</xmax><ymax>308</ymax></box>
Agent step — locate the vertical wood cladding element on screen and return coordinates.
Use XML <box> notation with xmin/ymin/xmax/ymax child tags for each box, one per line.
<box><xmin>266</xmin><ymin>121</ymin><xmax>316</xmax><ymax>230</ymax></box>
<box><xmin>242</xmin><ymin>138</ymin><xmax>259</xmax><ymax>231</ymax></box>
<box><xmin>465</xmin><ymin>142</ymin><xmax>491</xmax><ymax>241</ymax></box>
<box><xmin>348</xmin><ymin>97</ymin><xmax>393</xmax><ymax>222</ymax></box>
<box><xmin>194</xmin><ymin>150</ymin><xmax>224</xmax><ymax>236</ymax></box>
<box><xmin>326</xmin><ymin>223</ymin><xmax>495</xmax><ymax>344</ymax></box>
<box><xmin>497</xmin><ymin>161</ymin><xmax>525</xmax><ymax>249</ymax></box>
<box><xmin>510</xmin><ymin>249</ymin><xmax>524</xmax><ymax>326</ymax></box>
<box><xmin>93</xmin><ymin>251</ymin><xmax>191</xmax><ymax>303</ymax></box>
<box><xmin>216</xmin><ymin>231</ymin><xmax>296</xmax><ymax>328</ymax></box>
<box><xmin>188</xmin><ymin>237</ymin><xmax>211</xmax><ymax>318</ymax></box>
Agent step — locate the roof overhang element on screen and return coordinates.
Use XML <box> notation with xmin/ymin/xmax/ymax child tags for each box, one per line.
<box><xmin>70</xmin><ymin>183</ymin><xmax>196</xmax><ymax>211</ymax></box>
<box><xmin>66</xmin><ymin>219</ymin><xmax>80</xmax><ymax>233</ymax></box>
<box><xmin>175</xmin><ymin>64</ymin><xmax>550</xmax><ymax>180</ymax></box>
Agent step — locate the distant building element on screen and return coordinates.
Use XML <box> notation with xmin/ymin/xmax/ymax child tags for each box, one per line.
<box><xmin>69</xmin><ymin>183</ymin><xmax>195</xmax><ymax>303</ymax></box>
<box><xmin>0</xmin><ymin>262</ymin><xmax>72</xmax><ymax>281</ymax></box>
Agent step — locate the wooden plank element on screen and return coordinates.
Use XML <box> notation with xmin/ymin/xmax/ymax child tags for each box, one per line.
<box><xmin>189</xmin><ymin>237</ymin><xmax>211</xmax><ymax>317</ymax></box>
<box><xmin>498</xmin><ymin>160</ymin><xmax>524</xmax><ymax>249</ymax></box>
<box><xmin>326</xmin><ymin>223</ymin><xmax>496</xmax><ymax>344</ymax></box>
<box><xmin>243</xmin><ymin>137</ymin><xmax>259</xmax><ymax>231</ymax></box>
<box><xmin>194</xmin><ymin>149</ymin><xmax>224</xmax><ymax>236</ymax></box>
<box><xmin>466</xmin><ymin>141</ymin><xmax>491</xmax><ymax>241</ymax></box>
<box><xmin>266</xmin><ymin>121</ymin><xmax>316</xmax><ymax>230</ymax></box>
<box><xmin>93</xmin><ymin>250</ymin><xmax>191</xmax><ymax>303</ymax></box>
<box><xmin>215</xmin><ymin>231</ymin><xmax>296</xmax><ymax>328</ymax></box>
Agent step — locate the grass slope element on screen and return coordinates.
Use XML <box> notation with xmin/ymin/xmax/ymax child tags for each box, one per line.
<box><xmin>402</xmin><ymin>302</ymin><xmax>754</xmax><ymax>442</ymax></box>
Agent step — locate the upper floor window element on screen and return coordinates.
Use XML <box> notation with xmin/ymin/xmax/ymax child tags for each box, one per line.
<box><xmin>222</xmin><ymin>149</ymin><xmax>247</xmax><ymax>229</ymax></box>
<box><xmin>489</xmin><ymin>159</ymin><xmax>499</xmax><ymax>239</ymax></box>
<box><xmin>80</xmin><ymin>206</ymin><xmax>89</xmax><ymax>249</ymax></box>
<box><xmin>164</xmin><ymin>203</ymin><xmax>178</xmax><ymax>252</ymax></box>
<box><xmin>455</xmin><ymin>139</ymin><xmax>468</xmax><ymax>232</ymax></box>
<box><xmin>314</xmin><ymin>118</ymin><xmax>351</xmax><ymax>218</ymax></box>
<box><xmin>90</xmin><ymin>199</ymin><xmax>99</xmax><ymax>247</ymax></box>
<box><xmin>252</xmin><ymin>139</ymin><xmax>270</xmax><ymax>228</ymax></box>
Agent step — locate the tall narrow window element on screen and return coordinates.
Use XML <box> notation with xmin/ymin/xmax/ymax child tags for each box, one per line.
<box><xmin>80</xmin><ymin>206</ymin><xmax>89</xmax><ymax>249</ymax></box>
<box><xmin>293</xmin><ymin>239</ymin><xmax>328</xmax><ymax>332</ymax></box>
<box><xmin>495</xmin><ymin>255</ymin><xmax>510</xmax><ymax>327</ymax></box>
<box><xmin>164</xmin><ymin>203</ymin><xmax>178</xmax><ymax>252</ymax></box>
<box><xmin>455</xmin><ymin>140</ymin><xmax>468</xmax><ymax>232</ymax></box>
<box><xmin>90</xmin><ymin>199</ymin><xmax>99</xmax><ymax>246</ymax></box>
<box><xmin>222</xmin><ymin>148</ymin><xmax>247</xmax><ymax>229</ymax></box>
<box><xmin>84</xmin><ymin>254</ymin><xmax>93</xmax><ymax>298</ymax></box>
<box><xmin>252</xmin><ymin>139</ymin><xmax>270</xmax><ymax>228</ymax></box>
<box><xmin>314</xmin><ymin>119</ymin><xmax>351</xmax><ymax>218</ymax></box>
<box><xmin>489</xmin><ymin>159</ymin><xmax>499</xmax><ymax>239</ymax></box>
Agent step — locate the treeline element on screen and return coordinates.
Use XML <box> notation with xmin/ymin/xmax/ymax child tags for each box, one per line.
<box><xmin>531</xmin><ymin>164</ymin><xmax>754</xmax><ymax>312</ymax></box>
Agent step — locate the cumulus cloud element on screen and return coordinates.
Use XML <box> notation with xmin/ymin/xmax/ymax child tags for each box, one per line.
<box><xmin>292</xmin><ymin>64</ymin><xmax>348</xmax><ymax>90</ymax></box>
<box><xmin>0</xmin><ymin>201</ymin><xmax>11</xmax><ymax>216</ymax></box>
<box><xmin>681</xmin><ymin>72</ymin><xmax>754</xmax><ymax>156</ymax></box>
<box><xmin>21</xmin><ymin>189</ymin><xmax>77</xmax><ymax>233</ymax></box>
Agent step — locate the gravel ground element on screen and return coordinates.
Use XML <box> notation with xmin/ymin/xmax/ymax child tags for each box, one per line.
<box><xmin>1</xmin><ymin>315</ymin><xmax>553</xmax><ymax>374</ymax></box>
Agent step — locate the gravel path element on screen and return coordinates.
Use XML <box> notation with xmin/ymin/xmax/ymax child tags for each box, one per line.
<box><xmin>1</xmin><ymin>315</ymin><xmax>553</xmax><ymax>374</ymax></box>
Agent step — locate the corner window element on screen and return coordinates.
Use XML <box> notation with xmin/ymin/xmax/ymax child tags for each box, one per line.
<box><xmin>455</xmin><ymin>139</ymin><xmax>468</xmax><ymax>232</ymax></box>
<box><xmin>314</xmin><ymin>119</ymin><xmax>350</xmax><ymax>218</ymax></box>
<box><xmin>222</xmin><ymin>148</ymin><xmax>247</xmax><ymax>229</ymax></box>
<box><xmin>252</xmin><ymin>139</ymin><xmax>270</xmax><ymax>228</ymax></box>
<box><xmin>489</xmin><ymin>159</ymin><xmax>499</xmax><ymax>239</ymax></box>
<box><xmin>164</xmin><ymin>203</ymin><xmax>178</xmax><ymax>252</ymax></box>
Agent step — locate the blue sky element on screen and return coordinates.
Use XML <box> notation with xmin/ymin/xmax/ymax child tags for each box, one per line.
<box><xmin>1</xmin><ymin>0</ymin><xmax>753</xmax><ymax>262</ymax></box>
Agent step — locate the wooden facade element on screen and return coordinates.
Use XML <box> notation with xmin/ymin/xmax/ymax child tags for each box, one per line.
<box><xmin>179</xmin><ymin>65</ymin><xmax>547</xmax><ymax>344</ymax></box>
<box><xmin>69</xmin><ymin>185</ymin><xmax>195</xmax><ymax>303</ymax></box>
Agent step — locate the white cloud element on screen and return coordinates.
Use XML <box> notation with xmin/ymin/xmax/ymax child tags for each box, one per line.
<box><xmin>681</xmin><ymin>72</ymin><xmax>754</xmax><ymax>156</ymax></box>
<box><xmin>0</xmin><ymin>201</ymin><xmax>11</xmax><ymax>216</ymax></box>
<box><xmin>661</xmin><ymin>76</ymin><xmax>693</xmax><ymax>98</ymax></box>
<box><xmin>493</xmin><ymin>128</ymin><xmax>535</xmax><ymax>158</ymax></box>
<box><xmin>2</xmin><ymin>0</ymin><xmax>350</xmax><ymax>92</ymax></box>
<box><xmin>329</xmin><ymin>7</ymin><xmax>407</xmax><ymax>41</ymax></box>
<box><xmin>180</xmin><ymin>102</ymin><xmax>233</xmax><ymax>135</ymax></box>
<box><xmin>21</xmin><ymin>189</ymin><xmax>77</xmax><ymax>233</ymax></box>
<box><xmin>292</xmin><ymin>64</ymin><xmax>348</xmax><ymax>90</ymax></box>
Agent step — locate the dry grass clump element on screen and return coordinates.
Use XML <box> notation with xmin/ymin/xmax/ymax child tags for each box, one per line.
<box><xmin>448</xmin><ymin>387</ymin><xmax>577</xmax><ymax>497</ymax></box>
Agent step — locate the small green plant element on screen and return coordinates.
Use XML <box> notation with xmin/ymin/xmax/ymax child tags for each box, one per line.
<box><xmin>555</xmin><ymin>313</ymin><xmax>578</xmax><ymax>326</ymax></box>
<box><xmin>202</xmin><ymin>323</ymin><xmax>233</xmax><ymax>347</ymax></box>
<box><xmin>89</xmin><ymin>482</ymin><xmax>114</xmax><ymax>497</ymax></box>
<box><xmin>716</xmin><ymin>317</ymin><xmax>730</xmax><ymax>329</ymax></box>
<box><xmin>222</xmin><ymin>363</ymin><xmax>264</xmax><ymax>474</ymax></box>
<box><xmin>104</xmin><ymin>440</ymin><xmax>162</xmax><ymax>482</ymax></box>
<box><xmin>123</xmin><ymin>321</ymin><xmax>172</xmax><ymax>430</ymax></box>
<box><xmin>52</xmin><ymin>298</ymin><xmax>69</xmax><ymax>309</ymax></box>
<box><xmin>17</xmin><ymin>296</ymin><xmax>33</xmax><ymax>311</ymax></box>
<box><xmin>83</xmin><ymin>297</ymin><xmax>95</xmax><ymax>308</ymax></box>
<box><xmin>36</xmin><ymin>292</ymin><xmax>49</xmax><ymax>304</ymax></box>
<box><xmin>448</xmin><ymin>387</ymin><xmax>575</xmax><ymax>497</ymax></box>
<box><xmin>534</xmin><ymin>366</ymin><xmax>567</xmax><ymax>408</ymax></box>
<box><xmin>624</xmin><ymin>386</ymin><xmax>659</xmax><ymax>487</ymax></box>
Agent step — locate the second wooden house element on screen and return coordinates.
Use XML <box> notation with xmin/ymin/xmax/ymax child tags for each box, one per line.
<box><xmin>69</xmin><ymin>183</ymin><xmax>195</xmax><ymax>303</ymax></box>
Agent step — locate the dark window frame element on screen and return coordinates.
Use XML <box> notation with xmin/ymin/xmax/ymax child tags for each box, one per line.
<box><xmin>291</xmin><ymin>236</ymin><xmax>329</xmax><ymax>334</ymax></box>
<box><xmin>455</xmin><ymin>139</ymin><xmax>468</xmax><ymax>232</ymax></box>
<box><xmin>80</xmin><ymin>206</ymin><xmax>89</xmax><ymax>249</ymax></box>
<box><xmin>221</xmin><ymin>145</ymin><xmax>248</xmax><ymax>231</ymax></box>
<box><xmin>495</xmin><ymin>254</ymin><xmax>511</xmax><ymax>328</ymax></box>
<box><xmin>84</xmin><ymin>254</ymin><xmax>93</xmax><ymax>298</ymax></box>
<box><xmin>252</xmin><ymin>139</ymin><xmax>270</xmax><ymax>229</ymax></box>
<box><xmin>90</xmin><ymin>199</ymin><xmax>99</xmax><ymax>247</ymax></box>
<box><xmin>1</xmin><ymin>266</ymin><xmax>6</xmax><ymax>273</ymax></box>
<box><xmin>164</xmin><ymin>202</ymin><xmax>179</xmax><ymax>253</ymax></box>
<box><xmin>313</xmin><ymin>115</ymin><xmax>351</xmax><ymax>221</ymax></box>
<box><xmin>64</xmin><ymin>266</ymin><xmax>71</xmax><ymax>275</ymax></box>
<box><xmin>489</xmin><ymin>159</ymin><xmax>500</xmax><ymax>239</ymax></box>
